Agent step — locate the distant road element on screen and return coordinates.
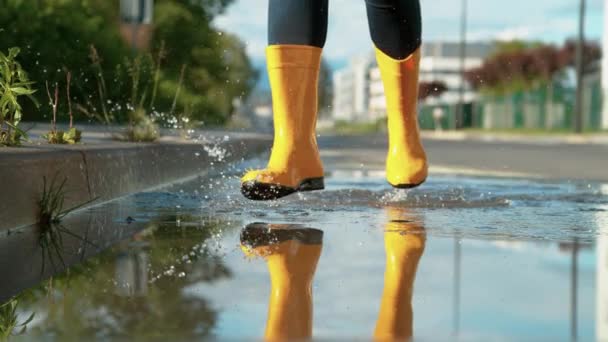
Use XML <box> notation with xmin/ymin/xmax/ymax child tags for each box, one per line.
<box><xmin>20</xmin><ymin>122</ymin><xmax>608</xmax><ymax>182</ymax></box>
<box><xmin>318</xmin><ymin>134</ymin><xmax>608</xmax><ymax>182</ymax></box>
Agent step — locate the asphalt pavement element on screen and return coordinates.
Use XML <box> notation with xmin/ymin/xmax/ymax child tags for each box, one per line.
<box><xmin>318</xmin><ymin>133</ymin><xmax>608</xmax><ymax>182</ymax></box>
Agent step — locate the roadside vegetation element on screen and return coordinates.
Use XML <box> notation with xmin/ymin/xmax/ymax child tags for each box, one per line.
<box><xmin>466</xmin><ymin>40</ymin><xmax>601</xmax><ymax>96</ymax></box>
<box><xmin>38</xmin><ymin>175</ymin><xmax>86</xmax><ymax>227</ymax></box>
<box><xmin>0</xmin><ymin>0</ymin><xmax>257</xmax><ymax>145</ymax></box>
<box><xmin>0</xmin><ymin>296</ymin><xmax>34</xmax><ymax>340</ymax></box>
<box><xmin>0</xmin><ymin>47</ymin><xmax>38</xmax><ymax>146</ymax></box>
<box><xmin>465</xmin><ymin>40</ymin><xmax>601</xmax><ymax>112</ymax></box>
<box><xmin>43</xmin><ymin>72</ymin><xmax>81</xmax><ymax>144</ymax></box>
<box><xmin>460</xmin><ymin>40</ymin><xmax>603</xmax><ymax>132</ymax></box>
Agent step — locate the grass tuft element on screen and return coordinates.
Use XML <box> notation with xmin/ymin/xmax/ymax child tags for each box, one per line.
<box><xmin>0</xmin><ymin>297</ymin><xmax>34</xmax><ymax>340</ymax></box>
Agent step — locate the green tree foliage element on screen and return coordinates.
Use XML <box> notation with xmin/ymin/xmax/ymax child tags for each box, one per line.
<box><xmin>152</xmin><ymin>0</ymin><xmax>257</xmax><ymax>125</ymax></box>
<box><xmin>0</xmin><ymin>0</ymin><xmax>257</xmax><ymax>125</ymax></box>
<box><xmin>0</xmin><ymin>0</ymin><xmax>128</xmax><ymax>122</ymax></box>
<box><xmin>490</xmin><ymin>40</ymin><xmax>544</xmax><ymax>56</ymax></box>
<box><xmin>465</xmin><ymin>40</ymin><xmax>602</xmax><ymax>95</ymax></box>
<box><xmin>419</xmin><ymin>80</ymin><xmax>448</xmax><ymax>100</ymax></box>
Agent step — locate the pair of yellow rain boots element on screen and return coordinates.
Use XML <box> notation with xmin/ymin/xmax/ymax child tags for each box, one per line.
<box><xmin>241</xmin><ymin>45</ymin><xmax>427</xmax><ymax>200</ymax></box>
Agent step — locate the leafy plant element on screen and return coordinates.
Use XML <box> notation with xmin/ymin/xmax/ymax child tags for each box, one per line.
<box><xmin>0</xmin><ymin>297</ymin><xmax>34</xmax><ymax>340</ymax></box>
<box><xmin>42</xmin><ymin>73</ymin><xmax>82</xmax><ymax>144</ymax></box>
<box><xmin>79</xmin><ymin>47</ymin><xmax>161</xmax><ymax>142</ymax></box>
<box><xmin>44</xmin><ymin>128</ymin><xmax>82</xmax><ymax>145</ymax></box>
<box><xmin>123</xmin><ymin>54</ymin><xmax>160</xmax><ymax>142</ymax></box>
<box><xmin>1</xmin><ymin>1</ymin><xmax>256</xmax><ymax>125</ymax></box>
<box><xmin>0</xmin><ymin>47</ymin><xmax>38</xmax><ymax>146</ymax></box>
<box><xmin>122</xmin><ymin>108</ymin><xmax>160</xmax><ymax>142</ymax></box>
<box><xmin>465</xmin><ymin>40</ymin><xmax>601</xmax><ymax>94</ymax></box>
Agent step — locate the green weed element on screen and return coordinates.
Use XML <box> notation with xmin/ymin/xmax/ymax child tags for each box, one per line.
<box><xmin>0</xmin><ymin>297</ymin><xmax>34</xmax><ymax>341</ymax></box>
<box><xmin>0</xmin><ymin>47</ymin><xmax>38</xmax><ymax>146</ymax></box>
<box><xmin>42</xmin><ymin>73</ymin><xmax>82</xmax><ymax>145</ymax></box>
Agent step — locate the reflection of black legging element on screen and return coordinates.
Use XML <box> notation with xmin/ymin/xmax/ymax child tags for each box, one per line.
<box><xmin>268</xmin><ymin>0</ymin><xmax>421</xmax><ymax>59</ymax></box>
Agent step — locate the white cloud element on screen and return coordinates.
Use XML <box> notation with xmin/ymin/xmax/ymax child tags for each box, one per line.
<box><xmin>325</xmin><ymin>0</ymin><xmax>371</xmax><ymax>61</ymax></box>
<box><xmin>214</xmin><ymin>0</ymin><xmax>605</xmax><ymax>64</ymax></box>
<box><xmin>468</xmin><ymin>17</ymin><xmax>579</xmax><ymax>42</ymax></box>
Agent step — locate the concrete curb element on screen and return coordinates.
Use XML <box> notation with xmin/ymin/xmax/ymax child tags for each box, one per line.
<box><xmin>0</xmin><ymin>132</ymin><xmax>271</xmax><ymax>232</ymax></box>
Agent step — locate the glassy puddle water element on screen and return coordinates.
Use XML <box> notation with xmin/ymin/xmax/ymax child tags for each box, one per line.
<box><xmin>2</xmin><ymin>161</ymin><xmax>608</xmax><ymax>341</ymax></box>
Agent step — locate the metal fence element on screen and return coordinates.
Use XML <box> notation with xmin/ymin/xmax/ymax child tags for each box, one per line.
<box><xmin>418</xmin><ymin>76</ymin><xmax>603</xmax><ymax>131</ymax></box>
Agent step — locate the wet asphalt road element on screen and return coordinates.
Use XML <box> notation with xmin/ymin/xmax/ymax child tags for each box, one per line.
<box><xmin>318</xmin><ymin>134</ymin><xmax>608</xmax><ymax>182</ymax></box>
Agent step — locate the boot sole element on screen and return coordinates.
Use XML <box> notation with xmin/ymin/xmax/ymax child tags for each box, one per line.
<box><xmin>240</xmin><ymin>222</ymin><xmax>324</xmax><ymax>247</ymax></box>
<box><xmin>389</xmin><ymin>178</ymin><xmax>427</xmax><ymax>189</ymax></box>
<box><xmin>241</xmin><ymin>177</ymin><xmax>325</xmax><ymax>201</ymax></box>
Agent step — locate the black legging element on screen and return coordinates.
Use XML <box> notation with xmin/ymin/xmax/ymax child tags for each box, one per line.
<box><xmin>268</xmin><ymin>0</ymin><xmax>421</xmax><ymax>60</ymax></box>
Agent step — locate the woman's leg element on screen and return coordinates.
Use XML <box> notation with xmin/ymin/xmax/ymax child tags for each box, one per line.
<box><xmin>241</xmin><ymin>0</ymin><xmax>329</xmax><ymax>201</ymax></box>
<box><xmin>268</xmin><ymin>0</ymin><xmax>329</xmax><ymax>48</ymax></box>
<box><xmin>366</xmin><ymin>0</ymin><xmax>428</xmax><ymax>188</ymax></box>
<box><xmin>365</xmin><ymin>0</ymin><xmax>421</xmax><ymax>59</ymax></box>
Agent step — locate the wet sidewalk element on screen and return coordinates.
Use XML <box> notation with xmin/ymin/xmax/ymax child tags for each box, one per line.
<box><xmin>0</xmin><ymin>129</ymin><xmax>270</xmax><ymax>231</ymax></box>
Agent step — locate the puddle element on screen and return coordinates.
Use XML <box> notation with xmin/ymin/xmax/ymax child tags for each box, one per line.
<box><xmin>1</xmin><ymin>166</ymin><xmax>607</xmax><ymax>340</ymax></box>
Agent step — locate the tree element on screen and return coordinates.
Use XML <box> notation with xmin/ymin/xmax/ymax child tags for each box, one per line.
<box><xmin>558</xmin><ymin>40</ymin><xmax>602</xmax><ymax>73</ymax></box>
<box><xmin>418</xmin><ymin>81</ymin><xmax>448</xmax><ymax>100</ymax></box>
<box><xmin>0</xmin><ymin>0</ymin><xmax>130</xmax><ymax>121</ymax></box>
<box><xmin>464</xmin><ymin>41</ymin><xmax>601</xmax><ymax>94</ymax></box>
<box><xmin>0</xmin><ymin>0</ymin><xmax>257</xmax><ymax>125</ymax></box>
<box><xmin>151</xmin><ymin>0</ymin><xmax>257</xmax><ymax>124</ymax></box>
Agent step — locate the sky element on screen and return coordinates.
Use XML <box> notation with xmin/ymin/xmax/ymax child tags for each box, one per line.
<box><xmin>214</xmin><ymin>0</ymin><xmax>605</xmax><ymax>70</ymax></box>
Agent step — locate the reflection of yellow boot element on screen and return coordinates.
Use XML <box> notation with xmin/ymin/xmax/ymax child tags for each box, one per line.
<box><xmin>240</xmin><ymin>223</ymin><xmax>323</xmax><ymax>341</ymax></box>
<box><xmin>241</xmin><ymin>46</ymin><xmax>325</xmax><ymax>201</ymax></box>
<box><xmin>376</xmin><ymin>47</ymin><xmax>428</xmax><ymax>188</ymax></box>
<box><xmin>374</xmin><ymin>208</ymin><xmax>426</xmax><ymax>341</ymax></box>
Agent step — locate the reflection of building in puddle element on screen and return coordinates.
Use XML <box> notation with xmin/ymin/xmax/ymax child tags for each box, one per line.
<box><xmin>115</xmin><ymin>241</ymin><xmax>149</xmax><ymax>297</ymax></box>
<box><xmin>240</xmin><ymin>207</ymin><xmax>426</xmax><ymax>341</ymax></box>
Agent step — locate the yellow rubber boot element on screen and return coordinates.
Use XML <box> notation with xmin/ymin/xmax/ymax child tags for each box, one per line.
<box><xmin>374</xmin><ymin>208</ymin><xmax>426</xmax><ymax>341</ymax></box>
<box><xmin>240</xmin><ymin>223</ymin><xmax>323</xmax><ymax>341</ymax></box>
<box><xmin>376</xmin><ymin>47</ymin><xmax>428</xmax><ymax>188</ymax></box>
<box><xmin>241</xmin><ymin>45</ymin><xmax>325</xmax><ymax>200</ymax></box>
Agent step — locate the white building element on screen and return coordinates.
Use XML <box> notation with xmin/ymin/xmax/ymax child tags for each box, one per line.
<box><xmin>369</xmin><ymin>41</ymin><xmax>493</xmax><ymax>119</ymax></box>
<box><xmin>333</xmin><ymin>41</ymin><xmax>494</xmax><ymax>123</ymax></box>
<box><xmin>332</xmin><ymin>54</ymin><xmax>376</xmax><ymax>122</ymax></box>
